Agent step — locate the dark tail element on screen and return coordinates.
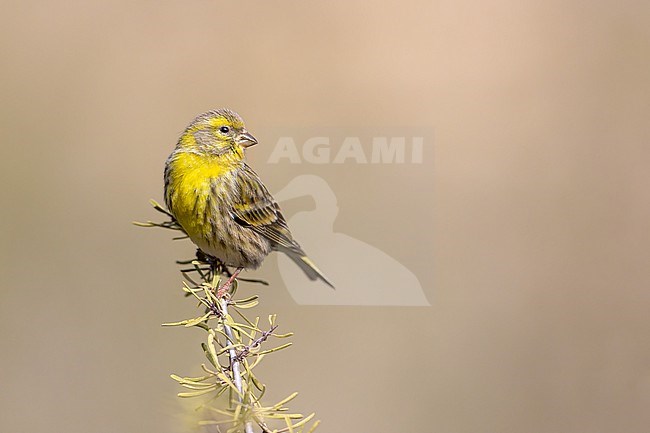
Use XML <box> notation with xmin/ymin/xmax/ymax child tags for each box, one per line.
<box><xmin>285</xmin><ymin>251</ymin><xmax>335</xmax><ymax>289</ymax></box>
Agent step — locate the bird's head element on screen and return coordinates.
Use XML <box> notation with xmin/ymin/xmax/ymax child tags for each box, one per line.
<box><xmin>177</xmin><ymin>108</ymin><xmax>258</xmax><ymax>157</ymax></box>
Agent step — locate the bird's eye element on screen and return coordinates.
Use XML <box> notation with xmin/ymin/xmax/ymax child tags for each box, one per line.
<box><xmin>219</xmin><ymin>126</ymin><xmax>230</xmax><ymax>134</ymax></box>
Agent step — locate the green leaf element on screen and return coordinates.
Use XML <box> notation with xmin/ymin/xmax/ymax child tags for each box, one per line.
<box><xmin>184</xmin><ymin>312</ymin><xmax>211</xmax><ymax>327</ymax></box>
<box><xmin>207</xmin><ymin>334</ymin><xmax>220</xmax><ymax>362</ymax></box>
<box><xmin>197</xmin><ymin>420</ymin><xmax>225</xmax><ymax>426</ymax></box>
<box><xmin>290</xmin><ymin>413</ymin><xmax>315</xmax><ymax>429</ymax></box>
<box><xmin>232</xmin><ymin>295</ymin><xmax>259</xmax><ymax>305</ymax></box>
<box><xmin>257</xmin><ymin>342</ymin><xmax>292</xmax><ymax>356</ymax></box>
<box><xmin>202</xmin><ymin>342</ymin><xmax>218</xmax><ymax>368</ymax></box>
<box><xmin>217</xmin><ymin>344</ymin><xmax>243</xmax><ymax>356</ymax></box>
<box><xmin>264</xmin><ymin>412</ymin><xmax>303</xmax><ymax>420</ymax></box>
<box><xmin>272</xmin><ymin>392</ymin><xmax>299</xmax><ymax>410</ymax></box>
<box><xmin>161</xmin><ymin>312</ymin><xmax>210</xmax><ymax>327</ymax></box>
<box><xmin>216</xmin><ymin>372</ymin><xmax>242</xmax><ymax>398</ymax></box>
<box><xmin>273</xmin><ymin>332</ymin><xmax>294</xmax><ymax>338</ymax></box>
<box><xmin>170</xmin><ymin>374</ymin><xmax>212</xmax><ymax>384</ymax></box>
<box><xmin>250</xmin><ymin>372</ymin><xmax>265</xmax><ymax>393</ymax></box>
<box><xmin>248</xmin><ymin>354</ymin><xmax>265</xmax><ymax>370</ymax></box>
<box><xmin>232</xmin><ymin>299</ymin><xmax>259</xmax><ymax>309</ymax></box>
<box><xmin>306</xmin><ymin>419</ymin><xmax>321</xmax><ymax>433</ymax></box>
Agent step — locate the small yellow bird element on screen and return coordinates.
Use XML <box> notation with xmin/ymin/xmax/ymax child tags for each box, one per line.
<box><xmin>164</xmin><ymin>109</ymin><xmax>333</xmax><ymax>289</ymax></box>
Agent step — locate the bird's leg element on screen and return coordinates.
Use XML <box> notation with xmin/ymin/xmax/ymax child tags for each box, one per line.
<box><xmin>217</xmin><ymin>267</ymin><xmax>243</xmax><ymax>298</ymax></box>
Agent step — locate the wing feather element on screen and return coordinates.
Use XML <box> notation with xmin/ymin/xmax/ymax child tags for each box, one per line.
<box><xmin>230</xmin><ymin>165</ymin><xmax>303</xmax><ymax>254</ymax></box>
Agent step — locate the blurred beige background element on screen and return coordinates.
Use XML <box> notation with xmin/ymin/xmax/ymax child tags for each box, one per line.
<box><xmin>1</xmin><ymin>1</ymin><xmax>650</xmax><ymax>432</ymax></box>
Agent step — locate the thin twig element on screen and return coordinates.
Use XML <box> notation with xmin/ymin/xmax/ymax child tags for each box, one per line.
<box><xmin>221</xmin><ymin>298</ymin><xmax>254</xmax><ymax>433</ymax></box>
<box><xmin>234</xmin><ymin>325</ymin><xmax>278</xmax><ymax>363</ymax></box>
<box><xmin>216</xmin><ymin>265</ymin><xmax>255</xmax><ymax>433</ymax></box>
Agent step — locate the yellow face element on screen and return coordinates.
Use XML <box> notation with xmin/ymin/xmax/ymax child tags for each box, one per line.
<box><xmin>178</xmin><ymin>109</ymin><xmax>257</xmax><ymax>155</ymax></box>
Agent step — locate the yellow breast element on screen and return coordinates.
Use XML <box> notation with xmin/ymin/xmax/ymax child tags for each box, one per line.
<box><xmin>165</xmin><ymin>151</ymin><xmax>237</xmax><ymax>242</ymax></box>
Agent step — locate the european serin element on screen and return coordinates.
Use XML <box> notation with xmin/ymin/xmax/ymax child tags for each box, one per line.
<box><xmin>164</xmin><ymin>109</ymin><xmax>333</xmax><ymax>289</ymax></box>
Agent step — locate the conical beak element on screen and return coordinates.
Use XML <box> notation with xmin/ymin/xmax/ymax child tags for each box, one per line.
<box><xmin>237</xmin><ymin>131</ymin><xmax>258</xmax><ymax>148</ymax></box>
